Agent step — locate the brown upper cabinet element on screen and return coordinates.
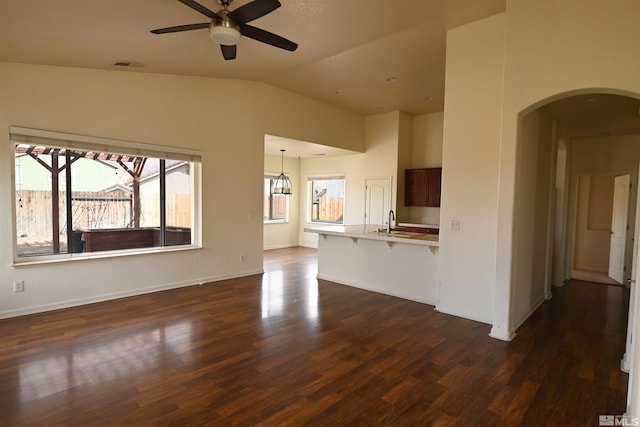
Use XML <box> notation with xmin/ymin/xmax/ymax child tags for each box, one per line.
<box><xmin>405</xmin><ymin>168</ymin><xmax>442</xmax><ymax>207</ymax></box>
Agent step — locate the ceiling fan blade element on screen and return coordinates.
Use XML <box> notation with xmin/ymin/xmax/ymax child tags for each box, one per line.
<box><xmin>228</xmin><ymin>0</ymin><xmax>281</xmax><ymax>24</ymax></box>
<box><xmin>151</xmin><ymin>22</ymin><xmax>210</xmax><ymax>34</ymax></box>
<box><xmin>178</xmin><ymin>0</ymin><xmax>222</xmax><ymax>20</ymax></box>
<box><xmin>220</xmin><ymin>45</ymin><xmax>237</xmax><ymax>60</ymax></box>
<box><xmin>240</xmin><ymin>24</ymin><xmax>297</xmax><ymax>51</ymax></box>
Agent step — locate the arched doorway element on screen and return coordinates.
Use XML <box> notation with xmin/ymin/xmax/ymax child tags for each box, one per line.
<box><xmin>507</xmin><ymin>92</ymin><xmax>640</xmax><ymax>330</ymax></box>
<box><xmin>501</xmin><ymin>90</ymin><xmax>640</xmax><ymax>414</ymax></box>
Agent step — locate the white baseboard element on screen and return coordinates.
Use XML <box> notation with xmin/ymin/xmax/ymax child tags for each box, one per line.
<box><xmin>263</xmin><ymin>243</ymin><xmax>297</xmax><ymax>250</ymax></box>
<box><xmin>0</xmin><ymin>268</ymin><xmax>264</xmax><ymax>319</ymax></box>
<box><xmin>512</xmin><ymin>294</ymin><xmax>546</xmax><ymax>332</ymax></box>
<box><xmin>435</xmin><ymin>303</ymin><xmax>492</xmax><ymax>325</ymax></box>
<box><xmin>621</xmin><ymin>352</ymin><xmax>631</xmax><ymax>373</ymax></box>
<box><xmin>489</xmin><ymin>326</ymin><xmax>516</xmax><ymax>341</ymax></box>
<box><xmin>317</xmin><ymin>273</ymin><xmax>437</xmax><ymax>306</ymax></box>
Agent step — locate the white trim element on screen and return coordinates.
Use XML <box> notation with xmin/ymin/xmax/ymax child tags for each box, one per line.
<box><xmin>14</xmin><ymin>163</ymin><xmax>23</xmax><ymax>185</ymax></box>
<box><xmin>513</xmin><ymin>294</ymin><xmax>546</xmax><ymax>330</ymax></box>
<box><xmin>435</xmin><ymin>303</ymin><xmax>494</xmax><ymax>326</ymax></box>
<box><xmin>307</xmin><ymin>173</ymin><xmax>346</xmax><ymax>181</ymax></box>
<box><xmin>263</xmin><ymin>219</ymin><xmax>289</xmax><ymax>225</ymax></box>
<box><xmin>10</xmin><ymin>129</ymin><xmax>203</xmax><ymax>263</ymax></box>
<box><xmin>10</xmin><ymin>126</ymin><xmax>202</xmax><ymax>161</ymax></box>
<box><xmin>488</xmin><ymin>294</ymin><xmax>547</xmax><ymax>342</ymax></box>
<box><xmin>489</xmin><ymin>327</ymin><xmax>516</xmax><ymax>342</ymax></box>
<box><xmin>12</xmin><ymin>244</ymin><xmax>200</xmax><ymax>268</ymax></box>
<box><xmin>264</xmin><ymin>243</ymin><xmax>297</xmax><ymax>250</ymax></box>
<box><xmin>317</xmin><ymin>273</ymin><xmax>437</xmax><ymax>306</ymax></box>
<box><xmin>0</xmin><ymin>268</ymin><xmax>264</xmax><ymax>320</ymax></box>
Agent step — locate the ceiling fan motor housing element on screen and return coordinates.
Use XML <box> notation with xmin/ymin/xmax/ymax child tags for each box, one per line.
<box><xmin>151</xmin><ymin>0</ymin><xmax>297</xmax><ymax>60</ymax></box>
<box><xmin>209</xmin><ymin>10</ymin><xmax>241</xmax><ymax>45</ymax></box>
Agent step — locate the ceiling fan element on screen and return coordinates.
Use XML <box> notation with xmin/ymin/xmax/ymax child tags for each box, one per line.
<box><xmin>151</xmin><ymin>0</ymin><xmax>298</xmax><ymax>60</ymax></box>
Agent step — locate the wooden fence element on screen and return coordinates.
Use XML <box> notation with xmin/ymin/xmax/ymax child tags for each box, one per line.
<box><xmin>140</xmin><ymin>193</ymin><xmax>192</xmax><ymax>228</ymax></box>
<box><xmin>15</xmin><ymin>190</ymin><xmax>191</xmax><ymax>238</ymax></box>
<box><xmin>313</xmin><ymin>198</ymin><xmax>344</xmax><ymax>223</ymax></box>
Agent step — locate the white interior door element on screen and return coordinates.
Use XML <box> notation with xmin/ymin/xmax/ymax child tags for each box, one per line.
<box><xmin>365</xmin><ymin>177</ymin><xmax>391</xmax><ymax>227</ymax></box>
<box><xmin>609</xmin><ymin>174</ymin><xmax>631</xmax><ymax>284</ymax></box>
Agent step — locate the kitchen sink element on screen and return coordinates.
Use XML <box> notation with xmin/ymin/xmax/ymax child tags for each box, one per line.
<box><xmin>368</xmin><ymin>229</ymin><xmax>423</xmax><ymax>237</ymax></box>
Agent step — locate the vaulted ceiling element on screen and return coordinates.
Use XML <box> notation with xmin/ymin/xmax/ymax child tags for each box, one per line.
<box><xmin>0</xmin><ymin>0</ymin><xmax>505</xmax><ymax>116</ymax></box>
<box><xmin>2</xmin><ymin>0</ymin><xmax>640</xmax><ymax>157</ymax></box>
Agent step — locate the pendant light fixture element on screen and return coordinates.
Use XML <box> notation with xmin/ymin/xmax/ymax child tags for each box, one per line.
<box><xmin>272</xmin><ymin>149</ymin><xmax>292</xmax><ymax>195</ymax></box>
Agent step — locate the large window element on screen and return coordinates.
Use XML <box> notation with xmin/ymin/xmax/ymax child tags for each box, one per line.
<box><xmin>11</xmin><ymin>127</ymin><xmax>200</xmax><ymax>259</ymax></box>
<box><xmin>309</xmin><ymin>176</ymin><xmax>345</xmax><ymax>224</ymax></box>
<box><xmin>264</xmin><ymin>176</ymin><xmax>288</xmax><ymax>222</ymax></box>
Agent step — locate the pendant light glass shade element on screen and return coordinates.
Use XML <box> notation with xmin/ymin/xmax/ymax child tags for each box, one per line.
<box><xmin>272</xmin><ymin>149</ymin><xmax>292</xmax><ymax>195</ymax></box>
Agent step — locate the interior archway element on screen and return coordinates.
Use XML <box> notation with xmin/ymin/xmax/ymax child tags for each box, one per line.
<box><xmin>508</xmin><ymin>91</ymin><xmax>640</xmax><ymax>333</ymax></box>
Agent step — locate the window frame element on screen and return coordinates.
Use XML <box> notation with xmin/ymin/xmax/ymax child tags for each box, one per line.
<box><xmin>10</xmin><ymin>127</ymin><xmax>202</xmax><ymax>265</ymax></box>
<box><xmin>307</xmin><ymin>175</ymin><xmax>346</xmax><ymax>225</ymax></box>
<box><xmin>263</xmin><ymin>174</ymin><xmax>289</xmax><ymax>224</ymax></box>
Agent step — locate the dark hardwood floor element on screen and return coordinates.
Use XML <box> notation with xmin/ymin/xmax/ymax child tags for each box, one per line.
<box><xmin>0</xmin><ymin>247</ymin><xmax>629</xmax><ymax>426</ymax></box>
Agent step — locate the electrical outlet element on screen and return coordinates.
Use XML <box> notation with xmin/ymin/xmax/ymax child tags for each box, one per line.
<box><xmin>240</xmin><ymin>255</ymin><xmax>245</xmax><ymax>262</ymax></box>
<box><xmin>13</xmin><ymin>280</ymin><xmax>24</xmax><ymax>292</ymax></box>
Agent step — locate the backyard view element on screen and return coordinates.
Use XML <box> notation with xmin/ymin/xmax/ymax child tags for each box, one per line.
<box><xmin>310</xmin><ymin>178</ymin><xmax>345</xmax><ymax>223</ymax></box>
<box><xmin>14</xmin><ymin>144</ymin><xmax>193</xmax><ymax>257</ymax></box>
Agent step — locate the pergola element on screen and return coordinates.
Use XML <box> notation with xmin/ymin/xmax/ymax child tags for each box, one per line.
<box><xmin>15</xmin><ymin>145</ymin><xmax>148</xmax><ymax>253</ymax></box>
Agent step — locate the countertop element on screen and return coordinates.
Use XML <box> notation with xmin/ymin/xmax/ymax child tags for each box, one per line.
<box><xmin>304</xmin><ymin>224</ymin><xmax>439</xmax><ymax>247</ymax></box>
<box><xmin>398</xmin><ymin>222</ymin><xmax>440</xmax><ymax>229</ymax></box>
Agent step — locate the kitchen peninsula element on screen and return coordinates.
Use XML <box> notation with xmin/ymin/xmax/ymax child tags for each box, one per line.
<box><xmin>304</xmin><ymin>225</ymin><xmax>440</xmax><ymax>305</ymax></box>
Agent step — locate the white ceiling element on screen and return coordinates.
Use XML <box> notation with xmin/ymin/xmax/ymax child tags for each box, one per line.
<box><xmin>2</xmin><ymin>1</ymin><xmax>639</xmax><ymax>156</ymax></box>
<box><xmin>543</xmin><ymin>94</ymin><xmax>640</xmax><ymax>139</ymax></box>
<box><xmin>0</xmin><ymin>0</ymin><xmax>505</xmax><ymax>117</ymax></box>
<box><xmin>264</xmin><ymin>134</ymin><xmax>358</xmax><ymax>158</ymax></box>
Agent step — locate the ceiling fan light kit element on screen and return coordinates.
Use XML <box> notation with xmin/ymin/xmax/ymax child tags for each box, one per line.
<box><xmin>209</xmin><ymin>24</ymin><xmax>240</xmax><ymax>45</ymax></box>
<box><xmin>151</xmin><ymin>0</ymin><xmax>298</xmax><ymax>61</ymax></box>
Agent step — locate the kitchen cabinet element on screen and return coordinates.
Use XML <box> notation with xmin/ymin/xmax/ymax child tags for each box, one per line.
<box><xmin>405</xmin><ymin>168</ymin><xmax>442</xmax><ymax>207</ymax></box>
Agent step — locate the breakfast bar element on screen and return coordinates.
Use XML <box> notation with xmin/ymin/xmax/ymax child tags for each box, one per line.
<box><xmin>304</xmin><ymin>225</ymin><xmax>440</xmax><ymax>305</ymax></box>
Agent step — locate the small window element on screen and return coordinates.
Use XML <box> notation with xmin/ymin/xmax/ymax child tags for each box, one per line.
<box><xmin>309</xmin><ymin>177</ymin><xmax>345</xmax><ymax>224</ymax></box>
<box><xmin>264</xmin><ymin>176</ymin><xmax>288</xmax><ymax>222</ymax></box>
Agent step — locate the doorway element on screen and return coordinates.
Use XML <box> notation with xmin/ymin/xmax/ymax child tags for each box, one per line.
<box><xmin>572</xmin><ymin>173</ymin><xmax>630</xmax><ymax>285</ymax></box>
<box><xmin>364</xmin><ymin>177</ymin><xmax>392</xmax><ymax>228</ymax></box>
<box><xmin>507</xmin><ymin>92</ymin><xmax>640</xmax><ymax>331</ymax></box>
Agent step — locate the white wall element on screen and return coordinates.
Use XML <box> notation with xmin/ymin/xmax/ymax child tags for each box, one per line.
<box><xmin>438</xmin><ymin>13</ymin><xmax>506</xmax><ymax>324</ymax></box>
<box><xmin>511</xmin><ymin>108</ymin><xmax>554</xmax><ymax>328</ymax></box>
<box><xmin>298</xmin><ymin>112</ymin><xmax>401</xmax><ymax>248</ymax></box>
<box><xmin>263</xmin><ymin>154</ymin><xmax>300</xmax><ymax>250</ymax></box>
<box><xmin>412</xmin><ymin>112</ymin><xmax>444</xmax><ymax>169</ymax></box>
<box><xmin>566</xmin><ymin>133</ymin><xmax>640</xmax><ymax>284</ymax></box>
<box><xmin>397</xmin><ymin>111</ymin><xmax>444</xmax><ymax>225</ymax></box>
<box><xmin>396</xmin><ymin>112</ymin><xmax>413</xmax><ymax>221</ymax></box>
<box><xmin>552</xmin><ymin>135</ymin><xmax>570</xmax><ymax>287</ymax></box>
<box><xmin>0</xmin><ymin>62</ymin><xmax>363</xmax><ymax>318</ymax></box>
<box><xmin>493</xmin><ymin>0</ymin><xmax>640</xmax><ymax>339</ymax></box>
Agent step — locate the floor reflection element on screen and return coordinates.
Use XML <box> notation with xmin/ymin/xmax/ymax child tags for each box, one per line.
<box><xmin>306</xmin><ymin>277</ymin><xmax>319</xmax><ymax>321</ymax></box>
<box><xmin>262</xmin><ymin>248</ymin><xmax>320</xmax><ymax>325</ymax></box>
<box><xmin>261</xmin><ymin>269</ymin><xmax>284</xmax><ymax>318</ymax></box>
<box><xmin>18</xmin><ymin>321</ymin><xmax>192</xmax><ymax>403</ymax></box>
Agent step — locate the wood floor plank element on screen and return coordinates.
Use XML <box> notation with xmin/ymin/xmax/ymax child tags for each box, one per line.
<box><xmin>0</xmin><ymin>247</ymin><xmax>630</xmax><ymax>425</ymax></box>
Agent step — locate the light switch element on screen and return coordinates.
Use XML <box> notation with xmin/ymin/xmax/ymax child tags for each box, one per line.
<box><xmin>449</xmin><ymin>219</ymin><xmax>460</xmax><ymax>231</ymax></box>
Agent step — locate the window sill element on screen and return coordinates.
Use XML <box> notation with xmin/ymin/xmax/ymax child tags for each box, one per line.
<box><xmin>11</xmin><ymin>244</ymin><xmax>201</xmax><ymax>268</ymax></box>
<box><xmin>264</xmin><ymin>220</ymin><xmax>289</xmax><ymax>225</ymax></box>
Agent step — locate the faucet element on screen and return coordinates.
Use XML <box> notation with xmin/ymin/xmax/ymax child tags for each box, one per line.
<box><xmin>387</xmin><ymin>210</ymin><xmax>395</xmax><ymax>233</ymax></box>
